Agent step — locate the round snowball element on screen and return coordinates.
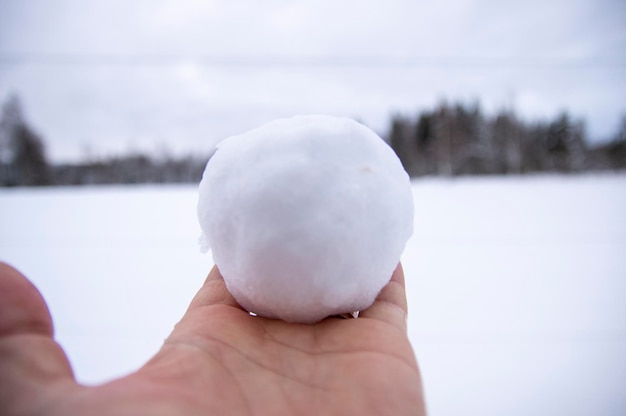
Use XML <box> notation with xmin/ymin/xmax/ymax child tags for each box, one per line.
<box><xmin>198</xmin><ymin>115</ymin><xmax>413</xmax><ymax>323</ymax></box>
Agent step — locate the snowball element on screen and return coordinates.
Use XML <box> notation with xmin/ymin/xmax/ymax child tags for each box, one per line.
<box><xmin>197</xmin><ymin>115</ymin><xmax>413</xmax><ymax>323</ymax></box>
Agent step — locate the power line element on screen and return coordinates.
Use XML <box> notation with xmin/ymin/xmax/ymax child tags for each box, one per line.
<box><xmin>0</xmin><ymin>53</ymin><xmax>624</xmax><ymax>69</ymax></box>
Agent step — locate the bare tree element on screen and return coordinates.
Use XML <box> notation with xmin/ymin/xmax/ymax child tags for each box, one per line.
<box><xmin>0</xmin><ymin>95</ymin><xmax>50</xmax><ymax>186</ymax></box>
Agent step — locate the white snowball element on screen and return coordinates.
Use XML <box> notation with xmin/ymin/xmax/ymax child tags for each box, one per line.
<box><xmin>197</xmin><ymin>115</ymin><xmax>413</xmax><ymax>323</ymax></box>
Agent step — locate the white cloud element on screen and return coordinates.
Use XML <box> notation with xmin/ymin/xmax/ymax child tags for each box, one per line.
<box><xmin>0</xmin><ymin>0</ymin><xmax>624</xmax><ymax>161</ymax></box>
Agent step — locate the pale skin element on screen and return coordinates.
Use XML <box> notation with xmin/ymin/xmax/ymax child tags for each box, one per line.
<box><xmin>0</xmin><ymin>262</ymin><xmax>426</xmax><ymax>415</ymax></box>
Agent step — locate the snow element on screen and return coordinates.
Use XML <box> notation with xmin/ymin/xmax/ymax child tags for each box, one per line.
<box><xmin>198</xmin><ymin>115</ymin><xmax>413</xmax><ymax>323</ymax></box>
<box><xmin>405</xmin><ymin>175</ymin><xmax>626</xmax><ymax>415</ymax></box>
<box><xmin>1</xmin><ymin>174</ymin><xmax>625</xmax><ymax>415</ymax></box>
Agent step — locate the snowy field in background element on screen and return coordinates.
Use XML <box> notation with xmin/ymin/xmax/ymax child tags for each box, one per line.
<box><xmin>1</xmin><ymin>174</ymin><xmax>625</xmax><ymax>415</ymax></box>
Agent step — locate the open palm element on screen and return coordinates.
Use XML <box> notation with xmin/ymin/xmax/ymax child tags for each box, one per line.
<box><xmin>0</xmin><ymin>262</ymin><xmax>425</xmax><ymax>415</ymax></box>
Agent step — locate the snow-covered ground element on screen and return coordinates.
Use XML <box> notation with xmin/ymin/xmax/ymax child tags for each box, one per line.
<box><xmin>1</xmin><ymin>174</ymin><xmax>625</xmax><ymax>415</ymax></box>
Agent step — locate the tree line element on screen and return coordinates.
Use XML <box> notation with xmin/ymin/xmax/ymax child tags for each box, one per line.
<box><xmin>389</xmin><ymin>101</ymin><xmax>625</xmax><ymax>177</ymax></box>
<box><xmin>1</xmin><ymin>95</ymin><xmax>625</xmax><ymax>187</ymax></box>
<box><xmin>0</xmin><ymin>95</ymin><xmax>207</xmax><ymax>186</ymax></box>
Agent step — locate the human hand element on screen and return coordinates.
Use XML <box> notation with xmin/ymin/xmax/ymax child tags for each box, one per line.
<box><xmin>0</xmin><ymin>262</ymin><xmax>425</xmax><ymax>415</ymax></box>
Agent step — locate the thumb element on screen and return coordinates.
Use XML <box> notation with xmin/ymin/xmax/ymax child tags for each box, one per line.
<box><xmin>0</xmin><ymin>262</ymin><xmax>76</xmax><ymax>414</ymax></box>
<box><xmin>0</xmin><ymin>262</ymin><xmax>54</xmax><ymax>337</ymax></box>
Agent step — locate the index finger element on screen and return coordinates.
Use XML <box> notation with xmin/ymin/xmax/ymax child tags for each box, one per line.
<box><xmin>186</xmin><ymin>265</ymin><xmax>244</xmax><ymax>311</ymax></box>
<box><xmin>358</xmin><ymin>263</ymin><xmax>408</xmax><ymax>332</ymax></box>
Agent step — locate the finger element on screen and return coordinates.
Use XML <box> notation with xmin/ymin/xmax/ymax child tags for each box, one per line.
<box><xmin>0</xmin><ymin>262</ymin><xmax>54</xmax><ymax>338</ymax></box>
<box><xmin>186</xmin><ymin>265</ymin><xmax>243</xmax><ymax>311</ymax></box>
<box><xmin>0</xmin><ymin>263</ymin><xmax>75</xmax><ymax>414</ymax></box>
<box><xmin>358</xmin><ymin>264</ymin><xmax>408</xmax><ymax>332</ymax></box>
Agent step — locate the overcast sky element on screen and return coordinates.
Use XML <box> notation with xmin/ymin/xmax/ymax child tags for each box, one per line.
<box><xmin>1</xmin><ymin>0</ymin><xmax>625</xmax><ymax>162</ymax></box>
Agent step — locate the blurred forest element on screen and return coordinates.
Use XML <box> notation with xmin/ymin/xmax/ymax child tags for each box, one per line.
<box><xmin>1</xmin><ymin>94</ymin><xmax>624</xmax><ymax>187</ymax></box>
<box><xmin>0</xmin><ymin>95</ymin><xmax>207</xmax><ymax>186</ymax></box>
<box><xmin>389</xmin><ymin>102</ymin><xmax>626</xmax><ymax>176</ymax></box>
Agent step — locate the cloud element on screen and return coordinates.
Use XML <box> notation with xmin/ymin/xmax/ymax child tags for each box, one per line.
<box><xmin>0</xmin><ymin>0</ymin><xmax>624</xmax><ymax>161</ymax></box>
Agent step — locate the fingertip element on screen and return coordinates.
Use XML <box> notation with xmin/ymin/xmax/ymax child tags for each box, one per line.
<box><xmin>390</xmin><ymin>263</ymin><xmax>406</xmax><ymax>287</ymax></box>
<box><xmin>187</xmin><ymin>265</ymin><xmax>243</xmax><ymax>311</ymax></box>
<box><xmin>358</xmin><ymin>264</ymin><xmax>409</xmax><ymax>332</ymax></box>
<box><xmin>0</xmin><ymin>262</ymin><xmax>54</xmax><ymax>338</ymax></box>
<box><xmin>378</xmin><ymin>263</ymin><xmax>409</xmax><ymax>314</ymax></box>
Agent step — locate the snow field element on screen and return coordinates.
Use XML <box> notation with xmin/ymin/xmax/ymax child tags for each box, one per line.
<box><xmin>1</xmin><ymin>174</ymin><xmax>625</xmax><ymax>415</ymax></box>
